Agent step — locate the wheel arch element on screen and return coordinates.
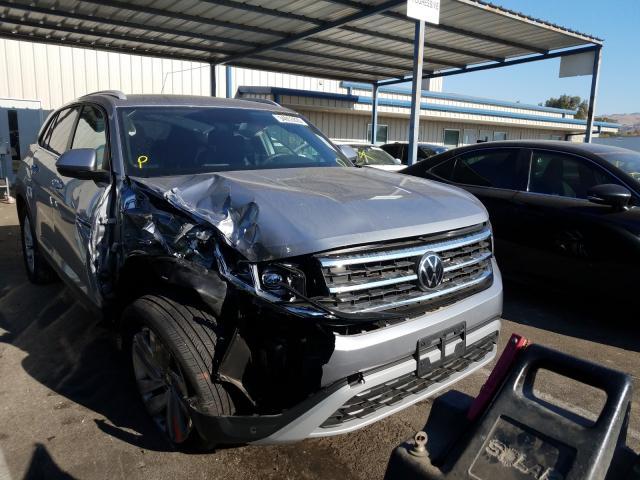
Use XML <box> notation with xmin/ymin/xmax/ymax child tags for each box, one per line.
<box><xmin>115</xmin><ymin>255</ymin><xmax>228</xmax><ymax>328</ymax></box>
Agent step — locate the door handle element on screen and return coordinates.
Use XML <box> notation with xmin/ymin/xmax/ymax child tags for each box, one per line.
<box><xmin>51</xmin><ymin>178</ymin><xmax>64</xmax><ymax>190</ymax></box>
<box><xmin>31</xmin><ymin>164</ymin><xmax>39</xmax><ymax>175</ymax></box>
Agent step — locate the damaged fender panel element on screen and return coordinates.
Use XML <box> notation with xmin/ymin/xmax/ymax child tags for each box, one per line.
<box><xmin>119</xmin><ymin>183</ymin><xmax>227</xmax><ymax>315</ymax></box>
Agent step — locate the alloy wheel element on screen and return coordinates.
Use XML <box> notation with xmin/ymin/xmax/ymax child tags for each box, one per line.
<box><xmin>132</xmin><ymin>327</ymin><xmax>193</xmax><ymax>444</ymax></box>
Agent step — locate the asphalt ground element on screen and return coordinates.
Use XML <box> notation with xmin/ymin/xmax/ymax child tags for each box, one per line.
<box><xmin>0</xmin><ymin>201</ymin><xmax>638</xmax><ymax>479</ymax></box>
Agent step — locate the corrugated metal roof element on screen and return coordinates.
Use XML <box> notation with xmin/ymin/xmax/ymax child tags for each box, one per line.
<box><xmin>238</xmin><ymin>86</ymin><xmax>620</xmax><ymax>130</ymax></box>
<box><xmin>0</xmin><ymin>0</ymin><xmax>602</xmax><ymax>83</ymax></box>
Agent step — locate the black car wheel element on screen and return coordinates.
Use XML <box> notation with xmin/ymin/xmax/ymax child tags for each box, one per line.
<box><xmin>19</xmin><ymin>209</ymin><xmax>56</xmax><ymax>284</ymax></box>
<box><xmin>123</xmin><ymin>294</ymin><xmax>235</xmax><ymax>450</ymax></box>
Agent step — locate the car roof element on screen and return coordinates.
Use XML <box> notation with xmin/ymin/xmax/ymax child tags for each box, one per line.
<box><xmin>383</xmin><ymin>141</ymin><xmax>446</xmax><ymax>150</ymax></box>
<box><xmin>447</xmin><ymin>140</ymin><xmax>636</xmax><ymax>157</ymax></box>
<box><xmin>68</xmin><ymin>92</ymin><xmax>294</xmax><ymax>113</ymax></box>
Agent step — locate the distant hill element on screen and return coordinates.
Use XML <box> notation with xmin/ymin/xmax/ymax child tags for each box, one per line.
<box><xmin>604</xmin><ymin>113</ymin><xmax>640</xmax><ymax>135</ymax></box>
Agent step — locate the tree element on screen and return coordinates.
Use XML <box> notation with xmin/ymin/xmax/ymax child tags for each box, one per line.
<box><xmin>543</xmin><ymin>95</ymin><xmax>589</xmax><ymax>119</ymax></box>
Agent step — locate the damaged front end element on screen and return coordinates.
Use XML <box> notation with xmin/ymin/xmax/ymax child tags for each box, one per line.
<box><xmin>115</xmin><ymin>177</ymin><xmax>393</xmax><ymax>439</ymax></box>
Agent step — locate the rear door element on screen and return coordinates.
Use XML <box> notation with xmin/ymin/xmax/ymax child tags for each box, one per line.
<box><xmin>429</xmin><ymin>148</ymin><xmax>529</xmax><ymax>271</ymax></box>
<box><xmin>51</xmin><ymin>103</ymin><xmax>111</xmax><ymax>301</ymax></box>
<box><xmin>34</xmin><ymin>107</ymin><xmax>80</xmax><ymax>262</ymax></box>
<box><xmin>512</xmin><ymin>148</ymin><xmax>639</xmax><ymax>287</ymax></box>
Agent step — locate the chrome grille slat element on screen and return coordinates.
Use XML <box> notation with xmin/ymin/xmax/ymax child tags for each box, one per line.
<box><xmin>318</xmin><ymin>227</ymin><xmax>491</xmax><ymax>268</ymax></box>
<box><xmin>316</xmin><ymin>224</ymin><xmax>493</xmax><ymax>314</ymax></box>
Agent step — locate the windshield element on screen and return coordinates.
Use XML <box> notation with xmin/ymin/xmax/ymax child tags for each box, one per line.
<box><xmin>599</xmin><ymin>150</ymin><xmax>640</xmax><ymax>184</ymax></box>
<box><xmin>118</xmin><ymin>107</ymin><xmax>350</xmax><ymax>177</ymax></box>
<box><xmin>349</xmin><ymin>145</ymin><xmax>399</xmax><ymax>165</ymax></box>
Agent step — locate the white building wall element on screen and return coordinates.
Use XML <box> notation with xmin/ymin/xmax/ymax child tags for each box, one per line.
<box><xmin>0</xmin><ymin>39</ymin><xmax>211</xmax><ymax>110</ymax></box>
<box><xmin>298</xmin><ymin>110</ymin><xmax>573</xmax><ymax>145</ymax></box>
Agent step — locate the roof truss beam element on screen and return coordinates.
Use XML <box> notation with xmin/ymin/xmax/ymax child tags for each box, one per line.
<box><xmin>320</xmin><ymin>0</ymin><xmax>548</xmax><ymax>53</ymax></box>
<box><xmin>0</xmin><ymin>30</ymin><xmax>209</xmax><ymax>63</ymax></box>
<box><xmin>0</xmin><ymin>16</ymin><xmax>225</xmax><ymax>59</ymax></box>
<box><xmin>340</xmin><ymin>26</ymin><xmax>506</xmax><ymax>62</ymax></box>
<box><xmin>378</xmin><ymin>45</ymin><xmax>599</xmax><ymax>86</ymax></box>
<box><xmin>0</xmin><ymin>1</ymin><xmax>260</xmax><ymax>48</ymax></box>
<box><xmin>65</xmin><ymin>0</ymin><xmax>283</xmax><ymax>38</ymax></box>
<box><xmin>222</xmin><ymin>0</ymin><xmax>406</xmax><ymax>63</ymax></box>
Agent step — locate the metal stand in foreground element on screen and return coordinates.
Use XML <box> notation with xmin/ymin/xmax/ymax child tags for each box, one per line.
<box><xmin>385</xmin><ymin>335</ymin><xmax>638</xmax><ymax>480</ymax></box>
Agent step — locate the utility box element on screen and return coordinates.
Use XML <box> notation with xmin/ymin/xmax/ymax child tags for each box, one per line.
<box><xmin>0</xmin><ymin>98</ymin><xmax>46</xmax><ymax>184</ymax></box>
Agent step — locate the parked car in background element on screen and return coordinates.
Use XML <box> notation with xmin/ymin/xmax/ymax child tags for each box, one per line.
<box><xmin>401</xmin><ymin>141</ymin><xmax>640</xmax><ymax>294</ymax></box>
<box><xmin>380</xmin><ymin>141</ymin><xmax>448</xmax><ymax>165</ymax></box>
<box><xmin>336</xmin><ymin>142</ymin><xmax>403</xmax><ymax>171</ymax></box>
<box><xmin>15</xmin><ymin>92</ymin><xmax>502</xmax><ymax>449</ymax></box>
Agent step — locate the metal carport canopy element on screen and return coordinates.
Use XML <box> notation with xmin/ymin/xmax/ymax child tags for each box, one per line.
<box><xmin>0</xmin><ymin>0</ymin><xmax>605</xmax><ymax>151</ymax></box>
<box><xmin>0</xmin><ymin>0</ymin><xmax>601</xmax><ymax>83</ymax></box>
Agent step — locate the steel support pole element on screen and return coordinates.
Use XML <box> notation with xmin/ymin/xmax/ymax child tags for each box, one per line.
<box><xmin>585</xmin><ymin>45</ymin><xmax>602</xmax><ymax>143</ymax></box>
<box><xmin>210</xmin><ymin>63</ymin><xmax>217</xmax><ymax>97</ymax></box>
<box><xmin>226</xmin><ymin>65</ymin><xmax>233</xmax><ymax>98</ymax></box>
<box><xmin>407</xmin><ymin>20</ymin><xmax>425</xmax><ymax>166</ymax></box>
<box><xmin>371</xmin><ymin>83</ymin><xmax>379</xmax><ymax>144</ymax></box>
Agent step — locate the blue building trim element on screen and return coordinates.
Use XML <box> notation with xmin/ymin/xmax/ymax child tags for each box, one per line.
<box><xmin>237</xmin><ymin>86</ymin><xmax>359</xmax><ymax>103</ymax></box>
<box><xmin>237</xmin><ymin>86</ymin><xmax>620</xmax><ymax>129</ymax></box>
<box><xmin>341</xmin><ymin>81</ymin><xmax>579</xmax><ymax>116</ymax></box>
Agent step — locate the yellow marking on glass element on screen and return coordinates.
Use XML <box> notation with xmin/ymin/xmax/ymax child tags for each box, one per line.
<box><xmin>137</xmin><ymin>155</ymin><xmax>149</xmax><ymax>169</ymax></box>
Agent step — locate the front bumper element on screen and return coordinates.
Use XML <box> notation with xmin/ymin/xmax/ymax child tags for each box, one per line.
<box><xmin>190</xmin><ymin>260</ymin><xmax>502</xmax><ymax>445</ymax></box>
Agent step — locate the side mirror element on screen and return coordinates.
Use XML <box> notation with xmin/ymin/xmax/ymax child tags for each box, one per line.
<box><xmin>394</xmin><ymin>158</ymin><xmax>402</xmax><ymax>165</ymax></box>
<box><xmin>56</xmin><ymin>149</ymin><xmax>109</xmax><ymax>181</ymax></box>
<box><xmin>587</xmin><ymin>184</ymin><xmax>632</xmax><ymax>211</ymax></box>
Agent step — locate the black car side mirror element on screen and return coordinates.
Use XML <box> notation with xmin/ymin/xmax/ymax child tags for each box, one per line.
<box><xmin>587</xmin><ymin>184</ymin><xmax>632</xmax><ymax>211</ymax></box>
<box><xmin>56</xmin><ymin>148</ymin><xmax>109</xmax><ymax>182</ymax></box>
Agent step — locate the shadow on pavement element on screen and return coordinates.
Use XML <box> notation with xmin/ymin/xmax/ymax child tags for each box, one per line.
<box><xmin>0</xmin><ymin>224</ymin><xmax>173</xmax><ymax>453</ymax></box>
<box><xmin>23</xmin><ymin>443</ymin><xmax>76</xmax><ymax>480</ymax></box>
<box><xmin>502</xmin><ymin>279</ymin><xmax>640</xmax><ymax>353</ymax></box>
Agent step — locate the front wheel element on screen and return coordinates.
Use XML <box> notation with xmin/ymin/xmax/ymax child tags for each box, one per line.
<box><xmin>123</xmin><ymin>294</ymin><xmax>235</xmax><ymax>449</ymax></box>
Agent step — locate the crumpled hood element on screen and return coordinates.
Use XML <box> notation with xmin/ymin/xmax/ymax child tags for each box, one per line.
<box><xmin>132</xmin><ymin>167</ymin><xmax>487</xmax><ymax>262</ymax></box>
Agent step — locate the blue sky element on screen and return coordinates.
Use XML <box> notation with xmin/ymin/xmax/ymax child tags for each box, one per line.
<box><xmin>435</xmin><ymin>0</ymin><xmax>639</xmax><ymax>115</ymax></box>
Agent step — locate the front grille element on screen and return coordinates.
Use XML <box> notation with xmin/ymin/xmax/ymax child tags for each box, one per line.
<box><xmin>320</xmin><ymin>333</ymin><xmax>497</xmax><ymax>428</ymax></box>
<box><xmin>315</xmin><ymin>223</ymin><xmax>493</xmax><ymax>315</ymax></box>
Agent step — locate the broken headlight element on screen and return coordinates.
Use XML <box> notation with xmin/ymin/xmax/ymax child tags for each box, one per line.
<box><xmin>256</xmin><ymin>263</ymin><xmax>306</xmax><ymax>301</ymax></box>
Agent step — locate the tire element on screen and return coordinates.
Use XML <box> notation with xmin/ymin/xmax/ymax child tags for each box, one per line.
<box><xmin>19</xmin><ymin>209</ymin><xmax>56</xmax><ymax>284</ymax></box>
<box><xmin>122</xmin><ymin>294</ymin><xmax>235</xmax><ymax>450</ymax></box>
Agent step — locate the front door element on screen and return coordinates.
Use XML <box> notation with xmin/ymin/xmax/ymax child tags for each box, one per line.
<box><xmin>51</xmin><ymin>104</ymin><xmax>111</xmax><ymax>304</ymax></box>
<box><xmin>512</xmin><ymin>149</ymin><xmax>640</xmax><ymax>288</ymax></box>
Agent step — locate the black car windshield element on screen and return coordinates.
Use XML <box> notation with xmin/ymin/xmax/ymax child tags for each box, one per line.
<box><xmin>599</xmin><ymin>150</ymin><xmax>640</xmax><ymax>184</ymax></box>
<box><xmin>349</xmin><ymin>145</ymin><xmax>399</xmax><ymax>165</ymax></box>
<box><xmin>118</xmin><ymin>107</ymin><xmax>350</xmax><ymax>177</ymax></box>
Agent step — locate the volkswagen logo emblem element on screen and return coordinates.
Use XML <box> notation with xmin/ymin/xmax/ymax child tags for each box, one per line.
<box><xmin>417</xmin><ymin>252</ymin><xmax>444</xmax><ymax>290</ymax></box>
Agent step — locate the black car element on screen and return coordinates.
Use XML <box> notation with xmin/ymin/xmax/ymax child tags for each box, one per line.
<box><xmin>380</xmin><ymin>141</ymin><xmax>448</xmax><ymax>165</ymax></box>
<box><xmin>401</xmin><ymin>140</ymin><xmax>640</xmax><ymax>291</ymax></box>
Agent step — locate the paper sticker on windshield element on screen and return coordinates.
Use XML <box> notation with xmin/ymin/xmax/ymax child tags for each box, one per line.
<box><xmin>272</xmin><ymin>114</ymin><xmax>307</xmax><ymax>126</ymax></box>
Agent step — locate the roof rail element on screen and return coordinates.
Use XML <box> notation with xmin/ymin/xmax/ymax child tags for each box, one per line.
<box><xmin>246</xmin><ymin>97</ymin><xmax>280</xmax><ymax>107</ymax></box>
<box><xmin>81</xmin><ymin>90</ymin><xmax>127</xmax><ymax>100</ymax></box>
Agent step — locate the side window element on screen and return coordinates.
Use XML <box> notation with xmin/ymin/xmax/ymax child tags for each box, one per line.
<box><xmin>72</xmin><ymin>106</ymin><xmax>108</xmax><ymax>168</ymax></box>
<box><xmin>529</xmin><ymin>151</ymin><xmax>620</xmax><ymax>199</ymax></box>
<box><xmin>383</xmin><ymin>144</ymin><xmax>399</xmax><ymax>158</ymax></box>
<box><xmin>430</xmin><ymin>158</ymin><xmax>456</xmax><ymax>180</ymax></box>
<box><xmin>452</xmin><ymin>149</ymin><xmax>526</xmax><ymax>189</ymax></box>
<box><xmin>47</xmin><ymin>107</ymin><xmax>80</xmax><ymax>155</ymax></box>
<box><xmin>418</xmin><ymin>147</ymin><xmax>436</xmax><ymax>159</ymax></box>
<box><xmin>39</xmin><ymin>113</ymin><xmax>59</xmax><ymax>149</ymax></box>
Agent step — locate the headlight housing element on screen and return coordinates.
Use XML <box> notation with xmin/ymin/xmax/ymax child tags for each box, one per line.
<box><xmin>256</xmin><ymin>263</ymin><xmax>306</xmax><ymax>301</ymax></box>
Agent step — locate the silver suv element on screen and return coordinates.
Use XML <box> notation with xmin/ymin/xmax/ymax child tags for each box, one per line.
<box><xmin>14</xmin><ymin>91</ymin><xmax>502</xmax><ymax>449</ymax></box>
